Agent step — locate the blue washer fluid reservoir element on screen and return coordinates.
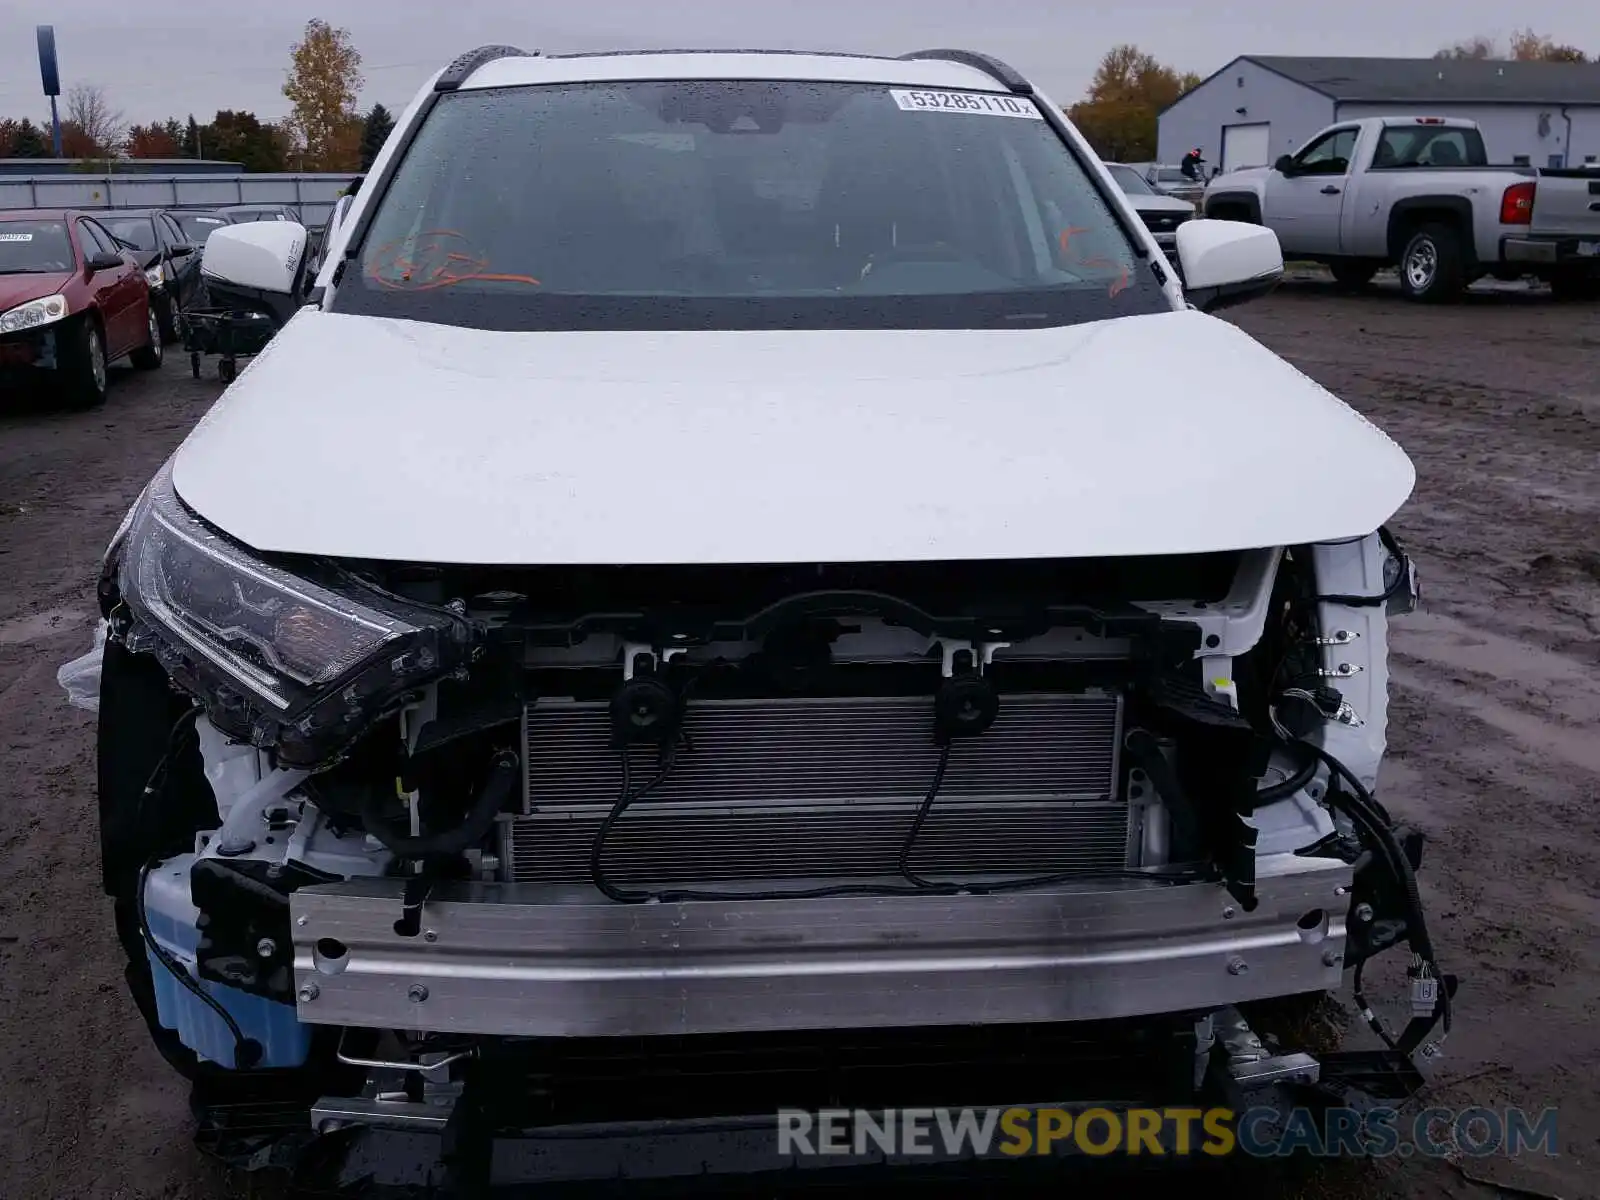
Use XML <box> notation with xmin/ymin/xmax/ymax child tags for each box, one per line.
<box><xmin>142</xmin><ymin>852</ymin><xmax>312</xmax><ymax>1069</ymax></box>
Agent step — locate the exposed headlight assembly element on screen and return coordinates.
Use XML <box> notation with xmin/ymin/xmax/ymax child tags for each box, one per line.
<box><xmin>112</xmin><ymin>458</ymin><xmax>476</xmax><ymax>766</ymax></box>
<box><xmin>144</xmin><ymin>265</ymin><xmax>166</xmax><ymax>289</ymax></box>
<box><xmin>0</xmin><ymin>293</ymin><xmax>69</xmax><ymax>333</ymax></box>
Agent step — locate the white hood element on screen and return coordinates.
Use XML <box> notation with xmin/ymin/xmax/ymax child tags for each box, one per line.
<box><xmin>1127</xmin><ymin>193</ymin><xmax>1195</xmax><ymax>215</ymax></box>
<box><xmin>171</xmin><ymin>309</ymin><xmax>1414</xmax><ymax>566</ymax></box>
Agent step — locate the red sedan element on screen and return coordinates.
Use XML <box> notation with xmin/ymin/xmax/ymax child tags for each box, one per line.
<box><xmin>0</xmin><ymin>208</ymin><xmax>164</xmax><ymax>408</ymax></box>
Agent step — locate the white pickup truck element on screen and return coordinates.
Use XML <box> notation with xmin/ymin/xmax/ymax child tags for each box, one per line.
<box><xmin>1203</xmin><ymin>116</ymin><xmax>1600</xmax><ymax>301</ymax></box>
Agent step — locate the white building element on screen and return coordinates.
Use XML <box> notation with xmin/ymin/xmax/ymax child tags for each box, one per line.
<box><xmin>1158</xmin><ymin>56</ymin><xmax>1600</xmax><ymax>173</ymax></box>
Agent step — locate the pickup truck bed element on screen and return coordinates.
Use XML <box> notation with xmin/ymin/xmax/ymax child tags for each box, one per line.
<box><xmin>1202</xmin><ymin>117</ymin><xmax>1600</xmax><ymax>301</ymax></box>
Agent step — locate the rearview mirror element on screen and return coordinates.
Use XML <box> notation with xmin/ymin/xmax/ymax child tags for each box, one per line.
<box><xmin>1176</xmin><ymin>220</ymin><xmax>1283</xmax><ymax>313</ymax></box>
<box><xmin>170</xmin><ymin>243</ymin><xmax>196</xmax><ymax>258</ymax></box>
<box><xmin>200</xmin><ymin>220</ymin><xmax>308</xmax><ymax>296</ymax></box>
<box><xmin>1274</xmin><ymin>154</ymin><xmax>1295</xmax><ymax>174</ymax></box>
<box><xmin>85</xmin><ymin>252</ymin><xmax>123</xmax><ymax>274</ymax></box>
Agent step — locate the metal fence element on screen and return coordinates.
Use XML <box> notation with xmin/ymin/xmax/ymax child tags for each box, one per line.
<box><xmin>0</xmin><ymin>172</ymin><xmax>355</xmax><ymax>228</ymax></box>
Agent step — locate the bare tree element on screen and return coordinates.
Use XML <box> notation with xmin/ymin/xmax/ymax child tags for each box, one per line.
<box><xmin>64</xmin><ymin>84</ymin><xmax>126</xmax><ymax>156</ymax></box>
<box><xmin>1434</xmin><ymin>36</ymin><xmax>1497</xmax><ymax>60</ymax></box>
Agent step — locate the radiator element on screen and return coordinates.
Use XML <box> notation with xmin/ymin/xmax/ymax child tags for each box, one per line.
<box><xmin>508</xmin><ymin>693</ymin><xmax>1128</xmax><ymax>886</ymax></box>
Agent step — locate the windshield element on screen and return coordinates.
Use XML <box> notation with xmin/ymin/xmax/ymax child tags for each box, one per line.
<box><xmin>1155</xmin><ymin>169</ymin><xmax>1187</xmax><ymax>183</ymax></box>
<box><xmin>102</xmin><ymin>216</ymin><xmax>157</xmax><ymax>251</ymax></box>
<box><xmin>176</xmin><ymin>213</ymin><xmax>228</xmax><ymax>242</ymax></box>
<box><xmin>1105</xmin><ymin>164</ymin><xmax>1155</xmax><ymax>195</ymax></box>
<box><xmin>336</xmin><ymin>80</ymin><xmax>1167</xmax><ymax>331</ymax></box>
<box><xmin>0</xmin><ymin>219</ymin><xmax>77</xmax><ymax>274</ymax></box>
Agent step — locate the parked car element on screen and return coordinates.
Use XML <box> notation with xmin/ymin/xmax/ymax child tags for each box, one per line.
<box><xmin>90</xmin><ymin>44</ymin><xmax>1442</xmax><ymax>1190</ymax></box>
<box><xmin>169</xmin><ymin>209</ymin><xmax>232</xmax><ymax>248</ymax></box>
<box><xmin>1103</xmin><ymin>161</ymin><xmax>1197</xmax><ymax>256</ymax></box>
<box><xmin>99</xmin><ymin>209</ymin><xmax>201</xmax><ymax>343</ymax></box>
<box><xmin>0</xmin><ymin>208</ymin><xmax>162</xmax><ymax>407</ymax></box>
<box><xmin>216</xmin><ymin>203</ymin><xmax>296</xmax><ymax>224</ymax></box>
<box><xmin>1203</xmin><ymin>116</ymin><xmax>1600</xmax><ymax>301</ymax></box>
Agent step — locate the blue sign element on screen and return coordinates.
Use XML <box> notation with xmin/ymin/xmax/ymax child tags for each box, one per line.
<box><xmin>37</xmin><ymin>26</ymin><xmax>61</xmax><ymax>96</ymax></box>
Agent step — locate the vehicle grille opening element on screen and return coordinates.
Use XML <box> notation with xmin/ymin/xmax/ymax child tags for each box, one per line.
<box><xmin>510</xmin><ymin>693</ymin><xmax>1129</xmax><ymax>886</ymax></box>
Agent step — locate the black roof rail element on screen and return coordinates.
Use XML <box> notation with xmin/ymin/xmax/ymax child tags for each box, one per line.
<box><xmin>435</xmin><ymin>44</ymin><xmax>539</xmax><ymax>92</ymax></box>
<box><xmin>897</xmin><ymin>49</ymin><xmax>1033</xmax><ymax>95</ymax></box>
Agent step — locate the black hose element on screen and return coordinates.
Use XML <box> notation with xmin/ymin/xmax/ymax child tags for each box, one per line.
<box><xmin>361</xmin><ymin>750</ymin><xmax>519</xmax><ymax>858</ymax></box>
<box><xmin>897</xmin><ymin>745</ymin><xmax>957</xmax><ymax>891</ymax></box>
<box><xmin>1254</xmin><ymin>744</ymin><xmax>1318</xmax><ymax>804</ymax></box>
<box><xmin>589</xmin><ymin>749</ymin><xmax>684</xmax><ymax>904</ymax></box>
<box><xmin>1295</xmin><ymin>737</ymin><xmax>1450</xmax><ymax>1037</ymax></box>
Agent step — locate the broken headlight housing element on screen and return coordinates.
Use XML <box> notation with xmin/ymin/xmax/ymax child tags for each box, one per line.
<box><xmin>112</xmin><ymin>457</ymin><xmax>475</xmax><ymax>766</ymax></box>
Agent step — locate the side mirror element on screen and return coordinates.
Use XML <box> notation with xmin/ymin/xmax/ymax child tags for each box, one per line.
<box><xmin>85</xmin><ymin>252</ymin><xmax>124</xmax><ymax>274</ymax></box>
<box><xmin>200</xmin><ymin>220</ymin><xmax>308</xmax><ymax>296</ymax></box>
<box><xmin>170</xmin><ymin>243</ymin><xmax>196</xmax><ymax>258</ymax></box>
<box><xmin>1176</xmin><ymin>220</ymin><xmax>1284</xmax><ymax>313</ymax></box>
<box><xmin>1274</xmin><ymin>154</ymin><xmax>1295</xmax><ymax>174</ymax></box>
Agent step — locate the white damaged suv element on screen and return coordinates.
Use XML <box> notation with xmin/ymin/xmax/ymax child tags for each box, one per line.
<box><xmin>91</xmin><ymin>45</ymin><xmax>1447</xmax><ymax>1186</ymax></box>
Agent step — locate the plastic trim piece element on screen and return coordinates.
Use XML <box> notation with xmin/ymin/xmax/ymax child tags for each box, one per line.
<box><xmin>898</xmin><ymin>48</ymin><xmax>1034</xmax><ymax>95</ymax></box>
<box><xmin>435</xmin><ymin>44</ymin><xmax>538</xmax><ymax>92</ymax></box>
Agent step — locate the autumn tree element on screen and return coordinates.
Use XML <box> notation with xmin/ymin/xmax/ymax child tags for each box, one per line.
<box><xmin>62</xmin><ymin>84</ymin><xmax>125</xmax><ymax>156</ymax></box>
<box><xmin>359</xmin><ymin>103</ymin><xmax>395</xmax><ymax>170</ymax></box>
<box><xmin>283</xmin><ymin>19</ymin><xmax>364</xmax><ymax>171</ymax></box>
<box><xmin>1068</xmin><ymin>46</ymin><xmax>1200</xmax><ymax>162</ymax></box>
<box><xmin>1436</xmin><ymin>30</ymin><xmax>1588</xmax><ymax>62</ymax></box>
<box><xmin>1509</xmin><ymin>28</ymin><xmax>1588</xmax><ymax>62</ymax></box>
<box><xmin>126</xmin><ymin>122</ymin><xmax>182</xmax><ymax>158</ymax></box>
<box><xmin>1434</xmin><ymin>36</ymin><xmax>1496</xmax><ymax>60</ymax></box>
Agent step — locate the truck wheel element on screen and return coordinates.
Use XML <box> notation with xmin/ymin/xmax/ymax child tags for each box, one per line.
<box><xmin>60</xmin><ymin>316</ymin><xmax>109</xmax><ymax>409</ymax></box>
<box><xmin>1550</xmin><ymin>271</ymin><xmax>1600</xmax><ymax>302</ymax></box>
<box><xmin>130</xmin><ymin>304</ymin><xmax>165</xmax><ymax>371</ymax></box>
<box><xmin>1398</xmin><ymin>224</ymin><xmax>1465</xmax><ymax>303</ymax></box>
<box><xmin>1329</xmin><ymin>261</ymin><xmax>1376</xmax><ymax>290</ymax></box>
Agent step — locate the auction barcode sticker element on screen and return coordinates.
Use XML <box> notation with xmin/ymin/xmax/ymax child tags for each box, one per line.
<box><xmin>890</xmin><ymin>89</ymin><xmax>1042</xmax><ymax>119</ymax></box>
<box><xmin>0</xmin><ymin>232</ymin><xmax>35</xmax><ymax>242</ymax></box>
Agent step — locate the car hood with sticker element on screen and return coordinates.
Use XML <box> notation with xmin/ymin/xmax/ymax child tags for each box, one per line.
<box><xmin>171</xmin><ymin>307</ymin><xmax>1415</xmax><ymax>565</ymax></box>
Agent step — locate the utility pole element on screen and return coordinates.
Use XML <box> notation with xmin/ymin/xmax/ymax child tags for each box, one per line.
<box><xmin>37</xmin><ymin>26</ymin><xmax>63</xmax><ymax>158</ymax></box>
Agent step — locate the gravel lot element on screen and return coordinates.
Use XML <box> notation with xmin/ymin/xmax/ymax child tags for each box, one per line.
<box><xmin>2</xmin><ymin>282</ymin><xmax>1596</xmax><ymax>1199</ymax></box>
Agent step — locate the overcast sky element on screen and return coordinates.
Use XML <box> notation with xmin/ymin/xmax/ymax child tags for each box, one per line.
<box><xmin>2</xmin><ymin>0</ymin><xmax>1598</xmax><ymax>129</ymax></box>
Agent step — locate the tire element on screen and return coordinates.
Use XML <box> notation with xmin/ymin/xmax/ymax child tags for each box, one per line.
<box><xmin>60</xmin><ymin>315</ymin><xmax>109</xmax><ymax>409</ymax></box>
<box><xmin>130</xmin><ymin>303</ymin><xmax>164</xmax><ymax>371</ymax></box>
<box><xmin>1397</xmin><ymin>223</ymin><xmax>1466</xmax><ymax>303</ymax></box>
<box><xmin>1550</xmin><ymin>271</ymin><xmax>1600</xmax><ymax>302</ymax></box>
<box><xmin>1329</xmin><ymin>261</ymin><xmax>1376</xmax><ymax>290</ymax></box>
<box><xmin>153</xmin><ymin>292</ymin><xmax>180</xmax><ymax>344</ymax></box>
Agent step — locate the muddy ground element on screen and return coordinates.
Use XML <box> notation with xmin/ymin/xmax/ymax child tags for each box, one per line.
<box><xmin>1</xmin><ymin>280</ymin><xmax>1596</xmax><ymax>1199</ymax></box>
